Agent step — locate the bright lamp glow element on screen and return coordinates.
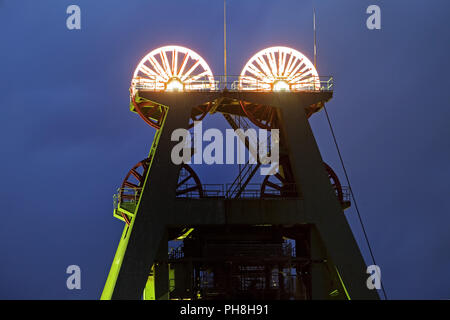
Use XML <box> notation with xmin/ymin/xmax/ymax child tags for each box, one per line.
<box><xmin>166</xmin><ymin>78</ymin><xmax>184</xmax><ymax>91</ymax></box>
<box><xmin>273</xmin><ymin>80</ymin><xmax>290</xmax><ymax>92</ymax></box>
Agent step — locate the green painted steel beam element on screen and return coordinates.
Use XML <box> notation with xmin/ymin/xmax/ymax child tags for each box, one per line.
<box><xmin>101</xmin><ymin>97</ymin><xmax>168</xmax><ymax>300</ymax></box>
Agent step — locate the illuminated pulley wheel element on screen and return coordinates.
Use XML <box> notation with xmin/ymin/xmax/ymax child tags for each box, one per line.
<box><xmin>131</xmin><ymin>45</ymin><xmax>215</xmax><ymax>92</ymax></box>
<box><xmin>176</xmin><ymin>164</ymin><xmax>204</xmax><ymax>198</ymax></box>
<box><xmin>239</xmin><ymin>46</ymin><xmax>320</xmax><ymax>92</ymax></box>
<box><xmin>239</xmin><ymin>100</ymin><xmax>278</xmax><ymax>130</ymax></box>
<box><xmin>260</xmin><ymin>155</ymin><xmax>297</xmax><ymax>198</ymax></box>
<box><xmin>118</xmin><ymin>158</ymin><xmax>151</xmax><ymax>224</ymax></box>
<box><xmin>130</xmin><ymin>45</ymin><xmax>215</xmax><ymax>128</ymax></box>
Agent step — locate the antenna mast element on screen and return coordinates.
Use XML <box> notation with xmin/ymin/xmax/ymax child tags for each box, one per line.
<box><xmin>313</xmin><ymin>8</ymin><xmax>317</xmax><ymax>68</ymax></box>
<box><xmin>224</xmin><ymin>0</ymin><xmax>227</xmax><ymax>83</ymax></box>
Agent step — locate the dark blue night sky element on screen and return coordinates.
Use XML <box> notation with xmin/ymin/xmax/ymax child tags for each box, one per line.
<box><xmin>0</xmin><ymin>0</ymin><xmax>449</xmax><ymax>299</ymax></box>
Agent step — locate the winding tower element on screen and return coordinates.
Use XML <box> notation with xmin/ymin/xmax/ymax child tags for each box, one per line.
<box><xmin>101</xmin><ymin>45</ymin><xmax>379</xmax><ymax>300</ymax></box>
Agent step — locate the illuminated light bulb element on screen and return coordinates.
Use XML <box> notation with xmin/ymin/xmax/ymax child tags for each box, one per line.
<box><xmin>273</xmin><ymin>80</ymin><xmax>290</xmax><ymax>92</ymax></box>
<box><xmin>166</xmin><ymin>78</ymin><xmax>184</xmax><ymax>92</ymax></box>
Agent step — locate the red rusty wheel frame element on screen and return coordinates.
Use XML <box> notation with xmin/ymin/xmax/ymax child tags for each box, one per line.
<box><xmin>239</xmin><ymin>100</ymin><xmax>278</xmax><ymax>130</ymax></box>
<box><xmin>260</xmin><ymin>160</ymin><xmax>344</xmax><ymax>203</ymax></box>
<box><xmin>260</xmin><ymin>172</ymin><xmax>298</xmax><ymax>198</ymax></box>
<box><xmin>118</xmin><ymin>158</ymin><xmax>151</xmax><ymax>224</ymax></box>
<box><xmin>324</xmin><ymin>162</ymin><xmax>344</xmax><ymax>204</ymax></box>
<box><xmin>260</xmin><ymin>155</ymin><xmax>297</xmax><ymax>198</ymax></box>
<box><xmin>306</xmin><ymin>102</ymin><xmax>324</xmax><ymax>118</ymax></box>
<box><xmin>188</xmin><ymin>103</ymin><xmax>211</xmax><ymax>129</ymax></box>
<box><xmin>118</xmin><ymin>161</ymin><xmax>204</xmax><ymax>224</ymax></box>
<box><xmin>176</xmin><ymin>164</ymin><xmax>204</xmax><ymax>198</ymax></box>
<box><xmin>131</xmin><ymin>93</ymin><xmax>166</xmax><ymax>130</ymax></box>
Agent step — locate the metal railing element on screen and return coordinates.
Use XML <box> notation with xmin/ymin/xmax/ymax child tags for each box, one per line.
<box><xmin>113</xmin><ymin>184</ymin><xmax>350</xmax><ymax>206</ymax></box>
<box><xmin>174</xmin><ymin>183</ymin><xmax>300</xmax><ymax>199</ymax></box>
<box><xmin>226</xmin><ymin>183</ymin><xmax>288</xmax><ymax>199</ymax></box>
<box><xmin>113</xmin><ymin>187</ymin><xmax>142</xmax><ymax>209</ymax></box>
<box><xmin>176</xmin><ymin>184</ymin><xmax>224</xmax><ymax>198</ymax></box>
<box><xmin>342</xmin><ymin>186</ymin><xmax>351</xmax><ymax>202</ymax></box>
<box><xmin>132</xmin><ymin>75</ymin><xmax>334</xmax><ymax>92</ymax></box>
<box><xmin>169</xmin><ymin>242</ymin><xmax>296</xmax><ymax>260</ymax></box>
